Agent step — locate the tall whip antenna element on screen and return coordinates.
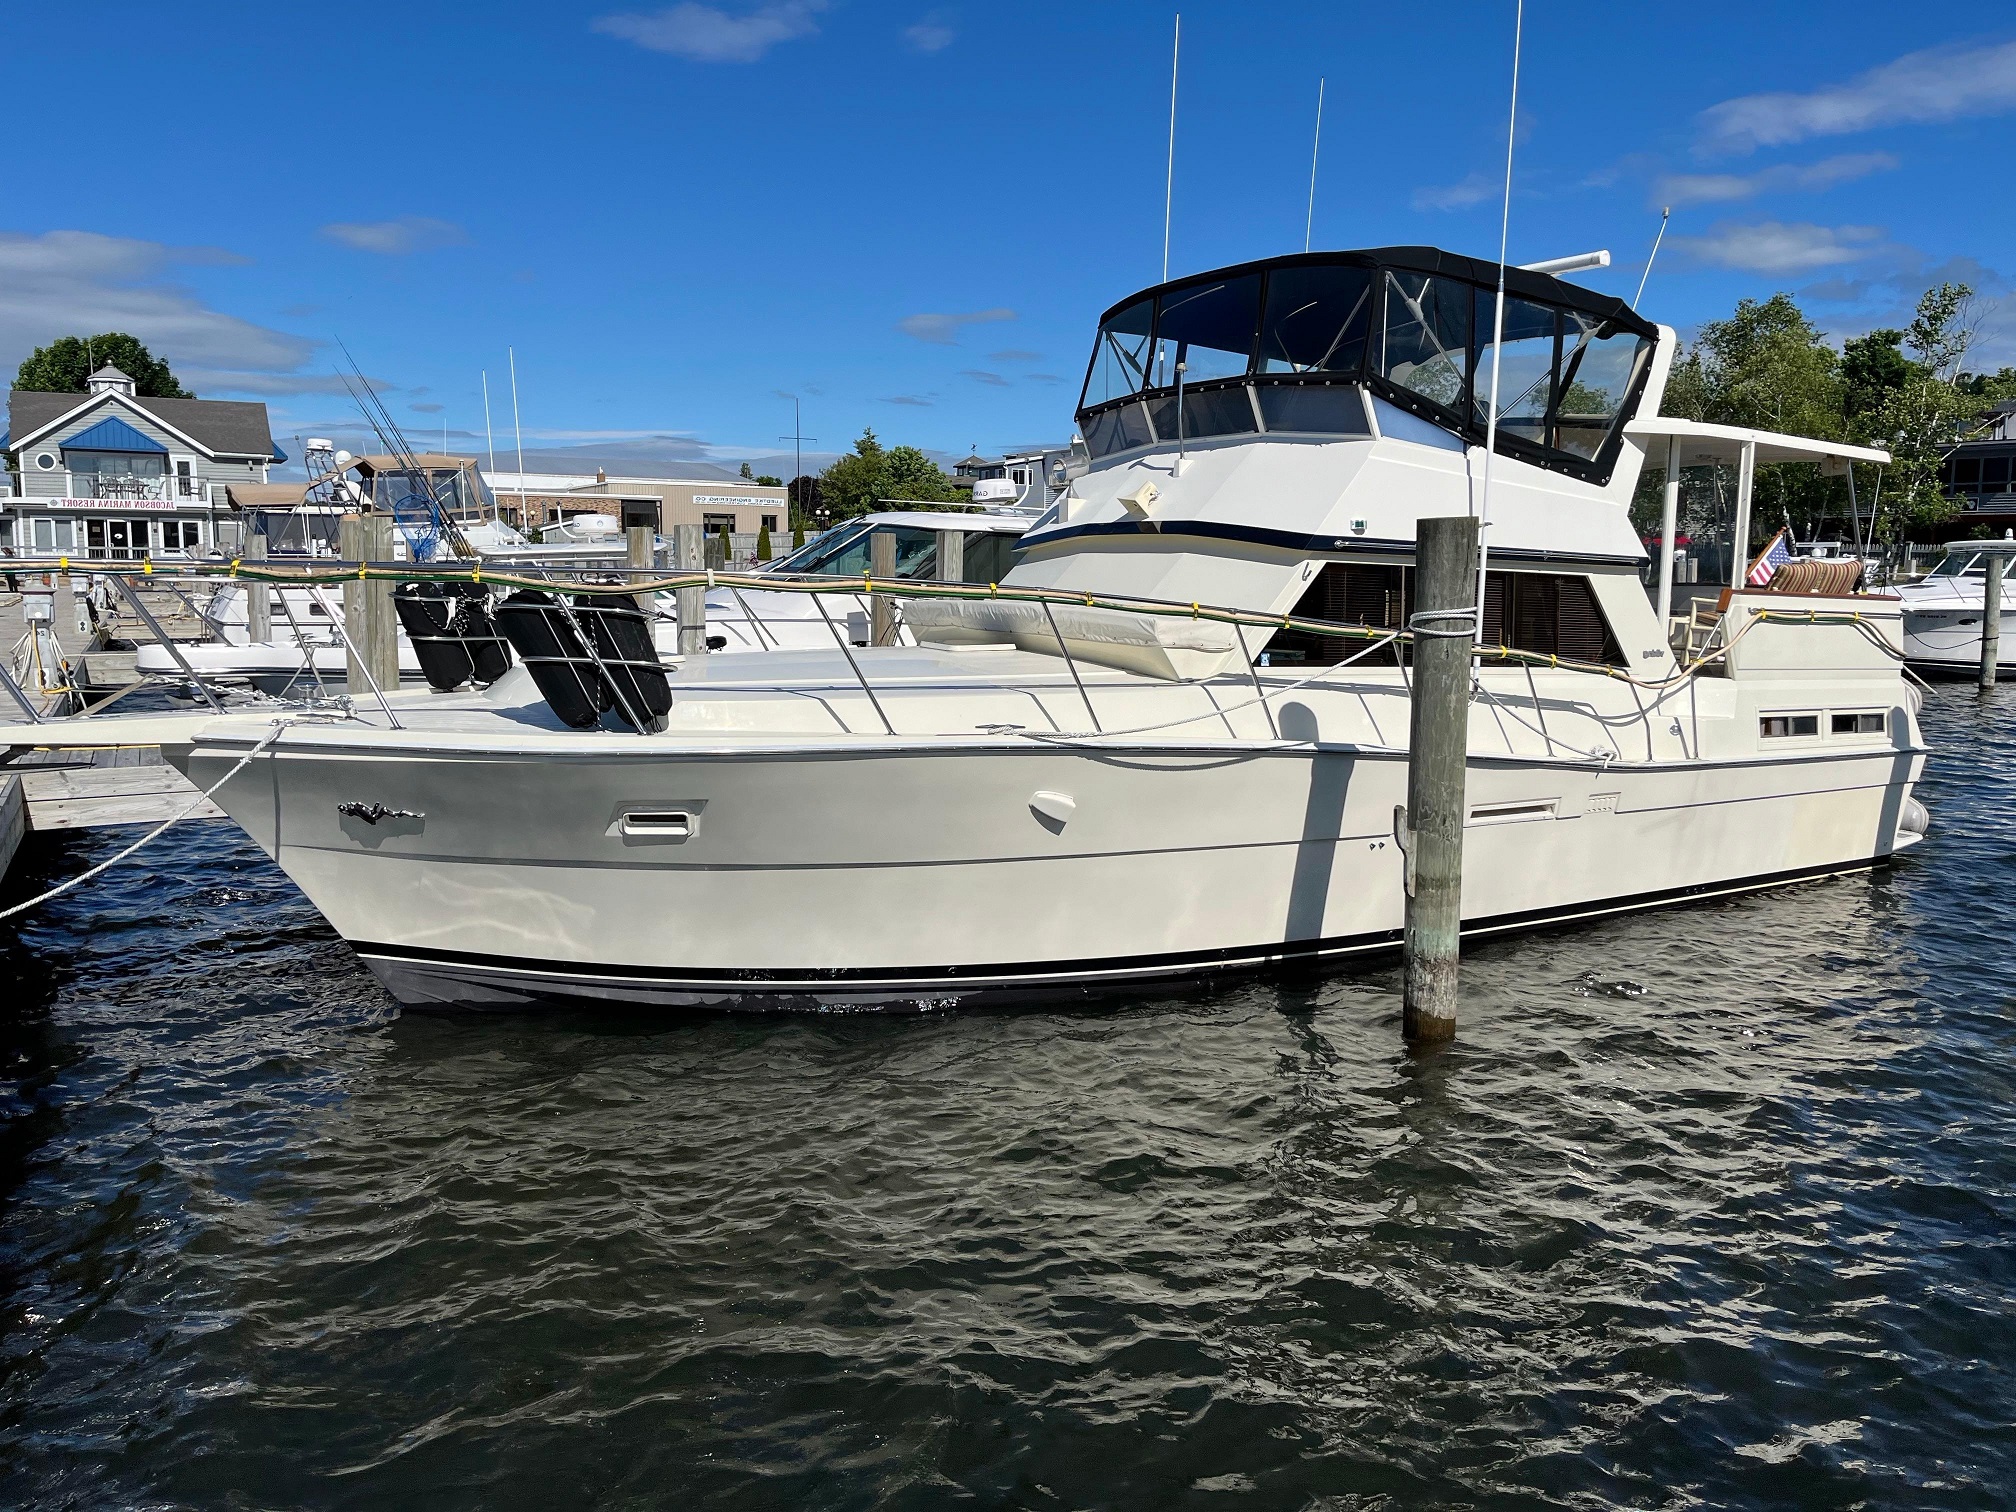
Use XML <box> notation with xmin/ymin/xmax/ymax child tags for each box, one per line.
<box><xmin>1473</xmin><ymin>0</ymin><xmax>1523</xmax><ymax>642</ymax></box>
<box><xmin>1633</xmin><ymin>206</ymin><xmax>1672</xmax><ymax>309</ymax></box>
<box><xmin>482</xmin><ymin>371</ymin><xmax>497</xmax><ymax>479</ymax></box>
<box><xmin>1162</xmin><ymin>13</ymin><xmax>1180</xmax><ymax>283</ymax></box>
<box><xmin>508</xmin><ymin>346</ymin><xmax>528</xmax><ymax>527</ymax></box>
<box><xmin>1304</xmin><ymin>77</ymin><xmax>1325</xmax><ymax>253</ymax></box>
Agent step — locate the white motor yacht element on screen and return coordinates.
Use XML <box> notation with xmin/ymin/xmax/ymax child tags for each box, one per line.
<box><xmin>1896</xmin><ymin>544</ymin><xmax>2016</xmax><ymax>672</ymax></box>
<box><xmin>84</xmin><ymin>246</ymin><xmax>1921</xmax><ymax>1010</ymax></box>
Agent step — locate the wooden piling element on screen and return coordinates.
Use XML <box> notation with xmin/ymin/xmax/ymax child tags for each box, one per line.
<box><xmin>245</xmin><ymin>532</ymin><xmax>270</xmax><ymax>644</ymax></box>
<box><xmin>870</xmin><ymin>530</ymin><xmax>898</xmax><ymax>646</ymax></box>
<box><xmin>627</xmin><ymin>523</ymin><xmax>656</xmax><ymax>613</ymax></box>
<box><xmin>339</xmin><ymin>513</ymin><xmax>398</xmax><ymax>697</ymax></box>
<box><xmin>1401</xmin><ymin>514</ymin><xmax>1478</xmax><ymax>1044</ymax></box>
<box><xmin>1983</xmin><ymin>551</ymin><xmax>2005</xmax><ymax>691</ymax></box>
<box><xmin>936</xmin><ymin>527</ymin><xmax>965</xmax><ymax>585</ymax></box>
<box><xmin>674</xmin><ymin>522</ymin><xmax>708</xmax><ymax>658</ymax></box>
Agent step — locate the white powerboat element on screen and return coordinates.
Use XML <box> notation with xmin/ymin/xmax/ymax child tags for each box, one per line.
<box><xmin>700</xmin><ymin>508</ymin><xmax>1037</xmax><ymax>650</ymax></box>
<box><xmin>84</xmin><ymin>246</ymin><xmax>1920</xmax><ymax>1010</ymax></box>
<box><xmin>1896</xmin><ymin>545</ymin><xmax>2016</xmax><ymax>672</ymax></box>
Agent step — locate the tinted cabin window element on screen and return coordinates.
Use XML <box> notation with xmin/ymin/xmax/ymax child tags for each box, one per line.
<box><xmin>1258</xmin><ymin>265</ymin><xmax>1373</xmax><ymax>375</ymax></box>
<box><xmin>1083</xmin><ymin>297</ymin><xmax>1154</xmax><ymax>408</ymax></box>
<box><xmin>1379</xmin><ymin>271</ymin><xmax>1473</xmax><ymax>415</ymax></box>
<box><xmin>1262</xmin><ymin>563</ymin><xmax>1624</xmax><ymax>667</ymax></box>
<box><xmin>1151</xmin><ymin>275</ymin><xmax>1262</xmax><ymax>386</ymax></box>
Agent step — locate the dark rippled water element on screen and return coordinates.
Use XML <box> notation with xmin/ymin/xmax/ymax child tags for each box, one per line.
<box><xmin>5</xmin><ymin>691</ymin><xmax>2016</xmax><ymax>1509</ymax></box>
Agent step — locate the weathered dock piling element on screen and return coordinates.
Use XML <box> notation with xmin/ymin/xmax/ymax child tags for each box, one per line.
<box><xmin>245</xmin><ymin>533</ymin><xmax>271</xmax><ymax>644</ymax></box>
<box><xmin>627</xmin><ymin>520</ymin><xmax>656</xmax><ymax>613</ymax></box>
<box><xmin>1401</xmin><ymin>514</ymin><xmax>1478</xmax><ymax>1044</ymax></box>
<box><xmin>674</xmin><ymin>523</ymin><xmax>708</xmax><ymax>657</ymax></box>
<box><xmin>1983</xmin><ymin>551</ymin><xmax>2004</xmax><ymax>692</ymax></box>
<box><xmin>870</xmin><ymin>530</ymin><xmax>898</xmax><ymax>646</ymax></box>
<box><xmin>339</xmin><ymin>513</ymin><xmax>398</xmax><ymax>696</ymax></box>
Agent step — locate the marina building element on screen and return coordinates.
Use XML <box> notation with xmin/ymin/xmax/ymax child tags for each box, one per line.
<box><xmin>1941</xmin><ymin>399</ymin><xmax>2016</xmax><ymax>529</ymax></box>
<box><xmin>0</xmin><ymin>366</ymin><xmax>281</xmax><ymax>556</ymax></box>
<box><xmin>481</xmin><ymin>469</ymin><xmax>787</xmax><ymax>536</ymax></box>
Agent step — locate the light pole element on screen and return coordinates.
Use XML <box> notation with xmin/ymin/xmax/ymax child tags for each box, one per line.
<box><xmin>779</xmin><ymin>396</ymin><xmax>818</xmax><ymax>526</ymax></box>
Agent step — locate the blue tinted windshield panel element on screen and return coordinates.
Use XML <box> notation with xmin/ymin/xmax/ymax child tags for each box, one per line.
<box><xmin>1258</xmin><ymin>265</ymin><xmax>1372</xmax><ymax>375</ymax></box>
<box><xmin>1151</xmin><ymin>275</ymin><xmax>1261</xmax><ymax>386</ymax></box>
<box><xmin>1082</xmin><ymin>297</ymin><xmax>1154</xmax><ymax>408</ymax></box>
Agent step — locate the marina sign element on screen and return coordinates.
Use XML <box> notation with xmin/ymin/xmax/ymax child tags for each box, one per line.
<box><xmin>19</xmin><ymin>497</ymin><xmax>185</xmax><ymax>512</ymax></box>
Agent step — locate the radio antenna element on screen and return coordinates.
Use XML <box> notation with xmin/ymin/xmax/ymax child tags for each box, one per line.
<box><xmin>1633</xmin><ymin>206</ymin><xmax>1672</xmax><ymax>309</ymax></box>
<box><xmin>1473</xmin><ymin>0</ymin><xmax>1524</xmax><ymax>641</ymax></box>
<box><xmin>1304</xmin><ymin>77</ymin><xmax>1325</xmax><ymax>253</ymax></box>
<box><xmin>1162</xmin><ymin>13</ymin><xmax>1180</xmax><ymax>283</ymax></box>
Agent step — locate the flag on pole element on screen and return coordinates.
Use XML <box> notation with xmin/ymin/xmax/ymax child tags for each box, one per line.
<box><xmin>1747</xmin><ymin>528</ymin><xmax>1793</xmax><ymax>586</ymax></box>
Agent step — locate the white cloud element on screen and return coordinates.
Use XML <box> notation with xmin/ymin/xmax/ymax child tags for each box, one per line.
<box><xmin>318</xmin><ymin>217</ymin><xmax>467</xmax><ymax>255</ymax></box>
<box><xmin>177</xmin><ymin>369</ymin><xmax>368</xmax><ymax>397</ymax></box>
<box><xmin>1700</xmin><ymin>38</ymin><xmax>2016</xmax><ymax>152</ymax></box>
<box><xmin>960</xmin><ymin>369</ymin><xmax>1009</xmax><ymax>387</ymax></box>
<box><xmin>593</xmin><ymin>1</ymin><xmax>826</xmax><ymax>63</ymax></box>
<box><xmin>904</xmin><ymin>13</ymin><xmax>954</xmax><ymax>52</ymax></box>
<box><xmin>1656</xmin><ymin>152</ymin><xmax>1898</xmax><ymax>207</ymax></box>
<box><xmin>1410</xmin><ymin>173</ymin><xmax>1497</xmax><ymax>213</ymax></box>
<box><xmin>883</xmin><ymin>394</ymin><xmax>935</xmax><ymax>406</ymax></box>
<box><xmin>1673</xmin><ymin>221</ymin><xmax>1887</xmax><ymax>274</ymax></box>
<box><xmin>896</xmin><ymin>307</ymin><xmax>1015</xmax><ymax>344</ymax></box>
<box><xmin>0</xmin><ymin>230</ymin><xmax>315</xmax><ymax>384</ymax></box>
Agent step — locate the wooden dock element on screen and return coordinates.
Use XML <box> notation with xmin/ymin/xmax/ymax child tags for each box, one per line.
<box><xmin>1</xmin><ymin>578</ymin><xmax>225</xmax><ymax>878</ymax></box>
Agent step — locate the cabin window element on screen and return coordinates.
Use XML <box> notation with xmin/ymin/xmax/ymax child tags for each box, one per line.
<box><xmin>1831</xmin><ymin>711</ymin><xmax>1885</xmax><ymax>735</ymax></box>
<box><xmin>1150</xmin><ymin>275</ymin><xmax>1262</xmax><ymax>387</ymax></box>
<box><xmin>1260</xmin><ymin>562</ymin><xmax>1624</xmax><ymax>667</ymax></box>
<box><xmin>1146</xmin><ymin>383</ymin><xmax>1259</xmax><ymax>443</ymax></box>
<box><xmin>1258</xmin><ymin>264</ymin><xmax>1373</xmax><ymax>375</ymax></box>
<box><xmin>1378</xmin><ymin>272</ymin><xmax>1472</xmax><ymax>415</ymax></box>
<box><xmin>1257</xmin><ymin>384</ymin><xmax>1371</xmax><ymax>435</ymax></box>
<box><xmin>1084</xmin><ymin>297</ymin><xmax>1155</xmax><ymax>409</ymax></box>
<box><xmin>1760</xmin><ymin>714</ymin><xmax>1820</xmax><ymax>738</ymax></box>
<box><xmin>1470</xmin><ymin>294</ymin><xmax>1558</xmax><ymax>441</ymax></box>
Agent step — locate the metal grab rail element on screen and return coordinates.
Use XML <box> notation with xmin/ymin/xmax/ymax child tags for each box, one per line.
<box><xmin>0</xmin><ymin>553</ymin><xmax>1771</xmax><ymax>683</ymax></box>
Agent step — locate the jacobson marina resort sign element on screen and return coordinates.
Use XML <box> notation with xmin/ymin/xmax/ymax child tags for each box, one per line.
<box><xmin>24</xmin><ymin>497</ymin><xmax>187</xmax><ymax>511</ymax></box>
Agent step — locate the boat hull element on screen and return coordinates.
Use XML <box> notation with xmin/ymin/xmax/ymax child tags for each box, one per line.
<box><xmin>180</xmin><ymin>735</ymin><xmax>1924</xmax><ymax>1011</ymax></box>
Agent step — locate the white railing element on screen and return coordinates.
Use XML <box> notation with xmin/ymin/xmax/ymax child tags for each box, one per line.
<box><xmin>67</xmin><ymin>473</ymin><xmax>212</xmax><ymax>505</ymax></box>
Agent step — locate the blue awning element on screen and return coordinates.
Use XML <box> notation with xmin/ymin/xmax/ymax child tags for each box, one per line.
<box><xmin>60</xmin><ymin>415</ymin><xmax>168</xmax><ymax>454</ymax></box>
<box><xmin>270</xmin><ymin>444</ymin><xmax>288</xmax><ymax>463</ymax></box>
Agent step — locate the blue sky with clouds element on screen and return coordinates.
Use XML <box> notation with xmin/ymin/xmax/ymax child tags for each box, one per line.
<box><xmin>4</xmin><ymin>1</ymin><xmax>2011</xmax><ymax>472</ymax></box>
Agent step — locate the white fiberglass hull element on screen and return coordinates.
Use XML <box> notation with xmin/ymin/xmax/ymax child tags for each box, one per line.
<box><xmin>171</xmin><ymin>667</ymin><xmax>1924</xmax><ymax>1011</ymax></box>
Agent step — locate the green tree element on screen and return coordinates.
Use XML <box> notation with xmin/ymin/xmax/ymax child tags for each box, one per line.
<box><xmin>717</xmin><ymin>523</ymin><xmax>732</xmax><ymax>562</ymax></box>
<box><xmin>1840</xmin><ymin>329</ymin><xmax>1918</xmax><ymax>422</ymax></box>
<box><xmin>739</xmin><ymin>461</ymin><xmax>754</xmax><ymax>479</ymax></box>
<box><xmin>820</xmin><ymin>428</ymin><xmax>889</xmax><ymax>519</ymax></box>
<box><xmin>1865</xmin><ymin>379</ymin><xmax>1971</xmax><ymax>540</ymax></box>
<box><xmin>792</xmin><ymin>521</ymin><xmax>806</xmax><ymax>550</ymax></box>
<box><xmin>1905</xmin><ymin>281</ymin><xmax>1977</xmax><ymax>382</ymax></box>
<box><xmin>819</xmin><ymin>429</ymin><xmax>964</xmax><ymax>519</ymax></box>
<box><xmin>755</xmin><ymin>522</ymin><xmax>772</xmax><ymax>561</ymax></box>
<box><xmin>754</xmin><ymin>473</ymin><xmax>782</xmax><ymax>487</ymax></box>
<box><xmin>15</xmin><ymin>333</ymin><xmax>192</xmax><ymax>397</ymax></box>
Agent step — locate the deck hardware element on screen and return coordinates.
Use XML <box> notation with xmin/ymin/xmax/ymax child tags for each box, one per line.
<box><xmin>337</xmin><ymin>802</ymin><xmax>423</xmax><ymax>825</ymax></box>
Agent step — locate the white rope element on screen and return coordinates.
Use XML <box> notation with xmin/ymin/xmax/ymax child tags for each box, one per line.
<box><xmin>0</xmin><ymin>721</ymin><xmax>293</xmax><ymax>922</ymax></box>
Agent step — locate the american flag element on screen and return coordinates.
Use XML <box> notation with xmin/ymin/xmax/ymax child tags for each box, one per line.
<box><xmin>1747</xmin><ymin>529</ymin><xmax>1793</xmax><ymax>586</ymax></box>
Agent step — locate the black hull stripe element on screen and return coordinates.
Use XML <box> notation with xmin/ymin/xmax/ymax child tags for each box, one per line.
<box><xmin>352</xmin><ymin>855</ymin><xmax>1883</xmax><ymax>997</ymax></box>
<box><xmin>1019</xmin><ymin>516</ymin><xmax>1642</xmax><ymax>568</ymax></box>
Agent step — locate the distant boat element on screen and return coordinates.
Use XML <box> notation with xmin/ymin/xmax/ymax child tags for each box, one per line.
<box><xmin>1897</xmin><ymin>544</ymin><xmax>2016</xmax><ymax>672</ymax></box>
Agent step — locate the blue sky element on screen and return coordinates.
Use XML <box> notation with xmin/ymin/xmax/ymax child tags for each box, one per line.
<box><xmin>4</xmin><ymin>1</ymin><xmax>2012</xmax><ymax>474</ymax></box>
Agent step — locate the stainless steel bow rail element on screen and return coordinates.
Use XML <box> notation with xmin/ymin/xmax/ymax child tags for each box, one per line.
<box><xmin>0</xmin><ymin>555</ymin><xmax>1907</xmax><ymax>751</ymax></box>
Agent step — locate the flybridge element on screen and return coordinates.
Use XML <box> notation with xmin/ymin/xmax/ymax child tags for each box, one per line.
<box><xmin>1076</xmin><ymin>246</ymin><xmax>1660</xmax><ymax>487</ymax></box>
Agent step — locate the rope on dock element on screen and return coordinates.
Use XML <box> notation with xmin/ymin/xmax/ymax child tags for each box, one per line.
<box><xmin>0</xmin><ymin>722</ymin><xmax>292</xmax><ymax>923</ymax></box>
